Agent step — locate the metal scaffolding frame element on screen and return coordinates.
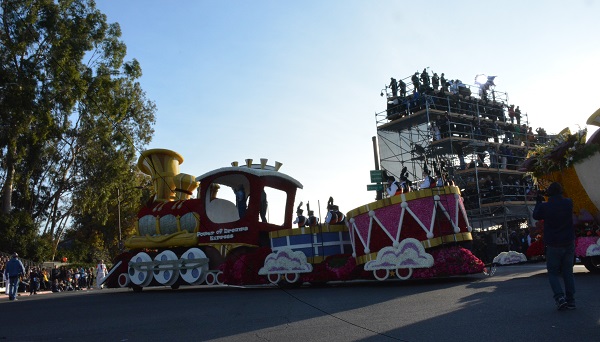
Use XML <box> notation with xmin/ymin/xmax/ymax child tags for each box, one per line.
<box><xmin>375</xmin><ymin>74</ymin><xmax>540</xmax><ymax>231</ymax></box>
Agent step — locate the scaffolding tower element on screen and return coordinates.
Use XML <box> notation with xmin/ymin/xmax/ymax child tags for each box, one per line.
<box><xmin>376</xmin><ymin>72</ymin><xmax>543</xmax><ymax>231</ymax></box>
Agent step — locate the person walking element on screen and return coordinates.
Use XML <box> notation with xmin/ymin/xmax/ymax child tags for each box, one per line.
<box><xmin>532</xmin><ymin>182</ymin><xmax>576</xmax><ymax>310</ymax></box>
<box><xmin>5</xmin><ymin>253</ymin><xmax>26</xmax><ymax>301</ymax></box>
<box><xmin>96</xmin><ymin>260</ymin><xmax>107</xmax><ymax>289</ymax></box>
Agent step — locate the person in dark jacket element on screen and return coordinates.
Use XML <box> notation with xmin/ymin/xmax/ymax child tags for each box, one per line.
<box><xmin>5</xmin><ymin>253</ymin><xmax>26</xmax><ymax>301</ymax></box>
<box><xmin>532</xmin><ymin>182</ymin><xmax>576</xmax><ymax>310</ymax></box>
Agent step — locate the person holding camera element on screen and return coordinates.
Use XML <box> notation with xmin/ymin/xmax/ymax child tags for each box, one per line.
<box><xmin>532</xmin><ymin>182</ymin><xmax>576</xmax><ymax>310</ymax></box>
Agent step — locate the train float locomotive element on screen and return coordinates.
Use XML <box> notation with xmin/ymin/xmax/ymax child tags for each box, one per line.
<box><xmin>104</xmin><ymin>148</ymin><xmax>485</xmax><ymax>291</ymax></box>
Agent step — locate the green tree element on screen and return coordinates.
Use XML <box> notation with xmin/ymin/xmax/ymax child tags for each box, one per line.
<box><xmin>0</xmin><ymin>0</ymin><xmax>156</xmax><ymax>261</ymax></box>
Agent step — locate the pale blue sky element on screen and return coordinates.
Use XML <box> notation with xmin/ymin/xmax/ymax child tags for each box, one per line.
<box><xmin>96</xmin><ymin>0</ymin><xmax>600</xmax><ymax>219</ymax></box>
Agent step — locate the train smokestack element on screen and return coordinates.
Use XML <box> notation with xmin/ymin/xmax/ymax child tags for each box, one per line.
<box><xmin>137</xmin><ymin>149</ymin><xmax>184</xmax><ymax>203</ymax></box>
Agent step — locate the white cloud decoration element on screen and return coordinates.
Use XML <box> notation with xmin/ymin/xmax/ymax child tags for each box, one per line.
<box><xmin>258</xmin><ymin>249</ymin><xmax>313</xmax><ymax>275</ymax></box>
<box><xmin>493</xmin><ymin>251</ymin><xmax>527</xmax><ymax>265</ymax></box>
<box><xmin>364</xmin><ymin>238</ymin><xmax>434</xmax><ymax>271</ymax></box>
<box><xmin>586</xmin><ymin>238</ymin><xmax>600</xmax><ymax>256</ymax></box>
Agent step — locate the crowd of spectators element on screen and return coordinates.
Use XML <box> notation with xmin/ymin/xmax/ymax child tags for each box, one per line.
<box><xmin>472</xmin><ymin>228</ymin><xmax>539</xmax><ymax>264</ymax></box>
<box><xmin>385</xmin><ymin>70</ymin><xmax>548</xmax><ymax>152</ymax></box>
<box><xmin>1</xmin><ymin>251</ymin><xmax>97</xmax><ymax>297</ymax></box>
<box><xmin>462</xmin><ymin>174</ymin><xmax>538</xmax><ymax>208</ymax></box>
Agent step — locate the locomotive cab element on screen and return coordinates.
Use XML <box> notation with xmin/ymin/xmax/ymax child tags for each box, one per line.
<box><xmin>195</xmin><ymin>160</ymin><xmax>303</xmax><ymax>249</ymax></box>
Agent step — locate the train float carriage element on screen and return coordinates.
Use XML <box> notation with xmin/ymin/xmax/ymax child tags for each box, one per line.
<box><xmin>345</xmin><ymin>186</ymin><xmax>484</xmax><ymax>281</ymax></box>
<box><xmin>103</xmin><ymin>148</ymin><xmax>486</xmax><ymax>291</ymax></box>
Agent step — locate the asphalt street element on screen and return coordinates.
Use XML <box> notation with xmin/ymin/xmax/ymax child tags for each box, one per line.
<box><xmin>1</xmin><ymin>263</ymin><xmax>597</xmax><ymax>342</ymax></box>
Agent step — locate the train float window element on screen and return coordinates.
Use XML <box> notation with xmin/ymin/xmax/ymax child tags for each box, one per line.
<box><xmin>255</xmin><ymin>186</ymin><xmax>287</xmax><ymax>226</ymax></box>
<box><xmin>205</xmin><ymin>175</ymin><xmax>249</xmax><ymax>224</ymax></box>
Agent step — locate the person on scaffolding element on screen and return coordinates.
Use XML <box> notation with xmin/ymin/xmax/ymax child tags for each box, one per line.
<box><xmin>389</xmin><ymin>77</ymin><xmax>398</xmax><ymax>98</ymax></box>
<box><xmin>399</xmin><ymin>78</ymin><xmax>407</xmax><ymax>97</ymax></box>
<box><xmin>420</xmin><ymin>68</ymin><xmax>430</xmax><ymax>91</ymax></box>
<box><xmin>411</xmin><ymin>72</ymin><xmax>420</xmax><ymax>93</ymax></box>
<box><xmin>432</xmin><ymin>72</ymin><xmax>439</xmax><ymax>91</ymax></box>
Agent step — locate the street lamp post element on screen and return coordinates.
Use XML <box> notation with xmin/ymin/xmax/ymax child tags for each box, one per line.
<box><xmin>117</xmin><ymin>187</ymin><xmax>122</xmax><ymax>243</ymax></box>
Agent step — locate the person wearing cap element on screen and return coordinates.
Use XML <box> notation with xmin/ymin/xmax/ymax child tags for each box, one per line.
<box><xmin>325</xmin><ymin>197</ymin><xmax>345</xmax><ymax>225</ymax></box>
<box><xmin>5</xmin><ymin>253</ymin><xmax>25</xmax><ymax>301</ymax></box>
<box><xmin>306</xmin><ymin>210</ymin><xmax>319</xmax><ymax>227</ymax></box>
<box><xmin>292</xmin><ymin>202</ymin><xmax>306</xmax><ymax>228</ymax></box>
<box><xmin>532</xmin><ymin>182</ymin><xmax>576</xmax><ymax>310</ymax></box>
<box><xmin>293</xmin><ymin>208</ymin><xmax>306</xmax><ymax>228</ymax></box>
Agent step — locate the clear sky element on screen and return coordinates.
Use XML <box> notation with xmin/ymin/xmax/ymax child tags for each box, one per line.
<box><xmin>96</xmin><ymin>0</ymin><xmax>600</xmax><ymax>222</ymax></box>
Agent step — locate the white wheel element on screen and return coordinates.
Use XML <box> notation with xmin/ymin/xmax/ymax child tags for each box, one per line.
<box><xmin>117</xmin><ymin>273</ymin><xmax>130</xmax><ymax>288</ymax></box>
<box><xmin>179</xmin><ymin>248</ymin><xmax>209</xmax><ymax>285</ymax></box>
<box><xmin>128</xmin><ymin>252</ymin><xmax>153</xmax><ymax>287</ymax></box>
<box><xmin>267</xmin><ymin>273</ymin><xmax>281</xmax><ymax>284</ymax></box>
<box><xmin>373</xmin><ymin>269</ymin><xmax>390</xmax><ymax>281</ymax></box>
<box><xmin>153</xmin><ymin>250</ymin><xmax>180</xmax><ymax>286</ymax></box>
<box><xmin>395</xmin><ymin>268</ymin><xmax>413</xmax><ymax>280</ymax></box>
<box><xmin>215</xmin><ymin>271</ymin><xmax>225</xmax><ymax>285</ymax></box>
<box><xmin>205</xmin><ymin>272</ymin><xmax>217</xmax><ymax>285</ymax></box>
<box><xmin>285</xmin><ymin>273</ymin><xmax>300</xmax><ymax>284</ymax></box>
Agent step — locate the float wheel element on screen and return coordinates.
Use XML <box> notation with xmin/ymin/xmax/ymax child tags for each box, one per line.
<box><xmin>373</xmin><ymin>269</ymin><xmax>389</xmax><ymax>281</ymax></box>
<box><xmin>205</xmin><ymin>272</ymin><xmax>216</xmax><ymax>285</ymax></box>
<box><xmin>128</xmin><ymin>252</ymin><xmax>153</xmax><ymax>287</ymax></box>
<box><xmin>267</xmin><ymin>273</ymin><xmax>281</xmax><ymax>284</ymax></box>
<box><xmin>582</xmin><ymin>256</ymin><xmax>600</xmax><ymax>273</ymax></box>
<box><xmin>179</xmin><ymin>248</ymin><xmax>209</xmax><ymax>285</ymax></box>
<box><xmin>395</xmin><ymin>268</ymin><xmax>413</xmax><ymax>280</ymax></box>
<box><xmin>285</xmin><ymin>273</ymin><xmax>300</xmax><ymax>284</ymax></box>
<box><xmin>153</xmin><ymin>250</ymin><xmax>180</xmax><ymax>286</ymax></box>
<box><xmin>117</xmin><ymin>273</ymin><xmax>130</xmax><ymax>288</ymax></box>
<box><xmin>215</xmin><ymin>271</ymin><xmax>225</xmax><ymax>285</ymax></box>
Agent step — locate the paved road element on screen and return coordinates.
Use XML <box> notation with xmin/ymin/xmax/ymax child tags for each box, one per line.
<box><xmin>1</xmin><ymin>263</ymin><xmax>597</xmax><ymax>342</ymax></box>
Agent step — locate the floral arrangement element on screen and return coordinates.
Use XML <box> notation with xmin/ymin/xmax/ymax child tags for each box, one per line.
<box><xmin>325</xmin><ymin>254</ymin><xmax>357</xmax><ymax>279</ymax></box>
<box><xmin>301</xmin><ymin>254</ymin><xmax>359</xmax><ymax>283</ymax></box>
<box><xmin>526</xmin><ymin>239</ymin><xmax>545</xmax><ymax>257</ymax></box>
<box><xmin>519</xmin><ymin>128</ymin><xmax>599</xmax><ymax>177</ymax></box>
<box><xmin>222</xmin><ymin>247</ymin><xmax>271</xmax><ymax>285</ymax></box>
<box><xmin>411</xmin><ymin>246</ymin><xmax>485</xmax><ymax>279</ymax></box>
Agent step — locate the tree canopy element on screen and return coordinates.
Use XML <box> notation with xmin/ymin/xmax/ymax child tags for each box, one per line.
<box><xmin>0</xmin><ymin>0</ymin><xmax>156</xmax><ymax>262</ymax></box>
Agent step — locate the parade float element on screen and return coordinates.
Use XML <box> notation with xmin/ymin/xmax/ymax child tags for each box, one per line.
<box><xmin>102</xmin><ymin>146</ymin><xmax>484</xmax><ymax>291</ymax></box>
<box><xmin>104</xmin><ymin>68</ymin><xmax>600</xmax><ymax>290</ymax></box>
<box><xmin>520</xmin><ymin>109</ymin><xmax>600</xmax><ymax>273</ymax></box>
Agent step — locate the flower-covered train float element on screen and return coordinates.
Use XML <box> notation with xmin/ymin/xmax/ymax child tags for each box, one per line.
<box><xmin>102</xmin><ymin>148</ymin><xmax>484</xmax><ymax>291</ymax></box>
<box><xmin>520</xmin><ymin>108</ymin><xmax>600</xmax><ymax>273</ymax></box>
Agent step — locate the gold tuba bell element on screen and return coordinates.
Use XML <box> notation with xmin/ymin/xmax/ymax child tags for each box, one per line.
<box><xmin>137</xmin><ymin>149</ymin><xmax>184</xmax><ymax>203</ymax></box>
